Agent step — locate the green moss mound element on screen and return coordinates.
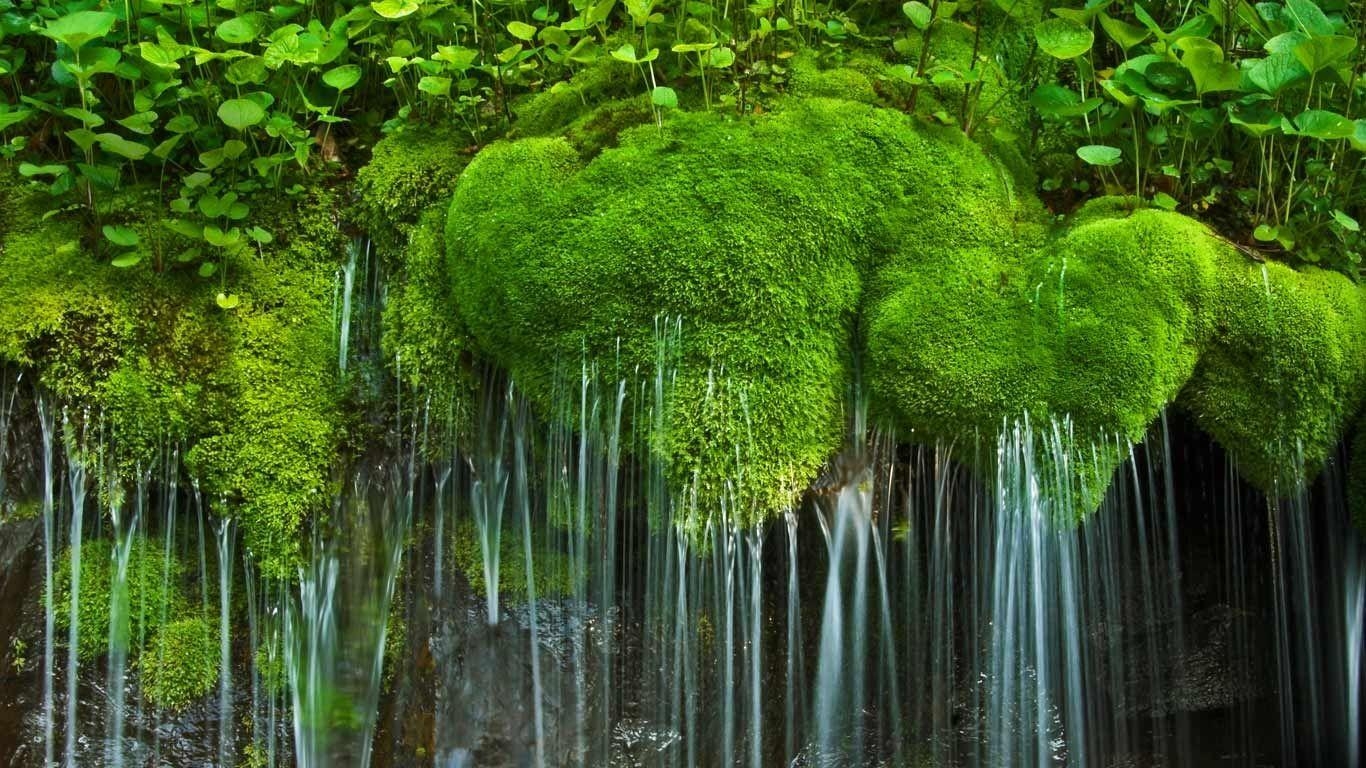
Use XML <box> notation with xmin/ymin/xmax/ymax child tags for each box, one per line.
<box><xmin>444</xmin><ymin>98</ymin><xmax>1366</xmax><ymax>524</ymax></box>
<box><xmin>140</xmin><ymin>616</ymin><xmax>219</xmax><ymax>710</ymax></box>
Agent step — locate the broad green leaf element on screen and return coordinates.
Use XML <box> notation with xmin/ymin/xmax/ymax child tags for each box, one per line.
<box><xmin>226</xmin><ymin>56</ymin><xmax>269</xmax><ymax>85</ymax></box>
<box><xmin>218</xmin><ymin>98</ymin><xmax>266</xmax><ymax>131</ymax></box>
<box><xmin>371</xmin><ymin>0</ymin><xmax>419</xmax><ymax>19</ymax></box>
<box><xmin>110</xmin><ymin>252</ymin><xmax>144</xmax><ymax>268</ymax></box>
<box><xmin>435</xmin><ymin>45</ymin><xmax>479</xmax><ymax>70</ymax></box>
<box><xmin>1077</xmin><ymin>144</ymin><xmax>1122</xmax><ymax>166</ymax></box>
<box><xmin>199</xmin><ymin>262</ymin><xmax>217</xmax><ymax>277</ymax></box>
<box><xmin>1288</xmin><ymin>109</ymin><xmax>1355</xmax><ymax>139</ymax></box>
<box><xmin>1098</xmin><ymin>13</ymin><xmax>1148</xmax><ymax>50</ymax></box>
<box><xmin>204</xmin><ymin>225</ymin><xmax>242</xmax><ymax>248</ymax></box>
<box><xmin>1177</xmin><ymin>38</ymin><xmax>1242</xmax><ymax>94</ymax></box>
<box><xmin>0</xmin><ymin>108</ymin><xmax>33</xmax><ymax>131</ymax></box>
<box><xmin>116</xmin><ymin>111</ymin><xmax>158</xmax><ymax>135</ymax></box>
<box><xmin>507</xmin><ymin>20</ymin><xmax>537</xmax><ymax>40</ymax></box>
<box><xmin>1254</xmin><ymin>223</ymin><xmax>1278</xmax><ymax>242</ymax></box>
<box><xmin>651</xmin><ymin>85</ymin><xmax>677</xmax><ymax>108</ymax></box>
<box><xmin>1035</xmin><ymin>18</ymin><xmax>1094</xmax><ymax>59</ymax></box>
<box><xmin>1332</xmin><ymin>209</ymin><xmax>1360</xmax><ymax>232</ymax></box>
<box><xmin>672</xmin><ymin>42</ymin><xmax>717</xmax><ymax>54</ymax></box>
<box><xmin>1244</xmin><ymin>52</ymin><xmax>1308</xmax><ymax>94</ymax></box>
<box><xmin>216</xmin><ymin>292</ymin><xmax>241</xmax><ymax>310</ymax></box>
<box><xmin>1029</xmin><ymin>84</ymin><xmax>1102</xmax><ymax>117</ymax></box>
<box><xmin>165</xmin><ymin>114</ymin><xmax>199</xmax><ymax>133</ymax></box>
<box><xmin>138</xmin><ymin>41</ymin><xmax>181</xmax><ymax>70</ymax></box>
<box><xmin>19</xmin><ymin>163</ymin><xmax>68</xmax><ymax>177</ymax></box>
<box><xmin>42</xmin><ymin>11</ymin><xmax>116</xmax><ymax>50</ymax></box>
<box><xmin>1293</xmin><ymin>35</ymin><xmax>1356</xmax><ymax>73</ymax></box>
<box><xmin>102</xmin><ymin>225</ymin><xmax>139</xmax><ymax>247</ymax></box>
<box><xmin>902</xmin><ymin>0</ymin><xmax>931</xmax><ymax>30</ymax></box>
<box><xmin>1151</xmin><ymin>192</ymin><xmax>1179</xmax><ymax>211</ymax></box>
<box><xmin>417</xmin><ymin>76</ymin><xmax>451</xmax><ymax>96</ymax></box>
<box><xmin>323</xmin><ymin>64</ymin><xmax>363</xmax><ymax>90</ymax></box>
<box><xmin>1351</xmin><ymin>119</ymin><xmax>1366</xmax><ymax>152</ymax></box>
<box><xmin>1284</xmin><ymin>0</ymin><xmax>1335</xmax><ymax>37</ymax></box>
<box><xmin>706</xmin><ymin>46</ymin><xmax>735</xmax><ymax>68</ymax></box>
<box><xmin>216</xmin><ymin>15</ymin><xmax>263</xmax><ymax>44</ymax></box>
<box><xmin>612</xmin><ymin>43</ymin><xmax>659</xmax><ymax>63</ymax></box>
<box><xmin>96</xmin><ymin>133</ymin><xmax>149</xmax><ymax>160</ymax></box>
<box><xmin>248</xmin><ymin>226</ymin><xmax>274</xmax><ymax>244</ymax></box>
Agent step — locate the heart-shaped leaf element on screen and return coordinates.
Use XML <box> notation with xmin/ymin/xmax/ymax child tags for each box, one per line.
<box><xmin>323</xmin><ymin>64</ymin><xmax>363</xmax><ymax>91</ymax></box>
<box><xmin>218</xmin><ymin>98</ymin><xmax>266</xmax><ymax>131</ymax></box>
<box><xmin>102</xmin><ymin>225</ymin><xmax>139</xmax><ymax>247</ymax></box>
<box><xmin>1035</xmin><ymin>18</ymin><xmax>1094</xmax><ymax>59</ymax></box>
<box><xmin>1077</xmin><ymin>144</ymin><xmax>1122</xmax><ymax>166</ymax></box>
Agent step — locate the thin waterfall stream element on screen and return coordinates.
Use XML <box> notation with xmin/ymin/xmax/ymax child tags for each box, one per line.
<box><xmin>0</xmin><ymin>346</ymin><xmax>1361</xmax><ymax>767</ymax></box>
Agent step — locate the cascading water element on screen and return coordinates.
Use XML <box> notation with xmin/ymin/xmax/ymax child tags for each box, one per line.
<box><xmin>1</xmin><ymin>332</ymin><xmax>1364</xmax><ymax>768</ymax></box>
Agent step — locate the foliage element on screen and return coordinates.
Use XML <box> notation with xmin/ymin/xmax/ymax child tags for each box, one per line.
<box><xmin>52</xmin><ymin>535</ymin><xmax>190</xmax><ymax>660</ymax></box>
<box><xmin>1029</xmin><ymin>0</ymin><xmax>1366</xmax><ymax>275</ymax></box>
<box><xmin>140</xmin><ymin>616</ymin><xmax>219</xmax><ymax>710</ymax></box>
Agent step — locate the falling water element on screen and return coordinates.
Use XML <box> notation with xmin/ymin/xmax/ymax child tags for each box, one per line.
<box><xmin>62</xmin><ymin>415</ymin><xmax>87</xmax><ymax>768</ymax></box>
<box><xmin>217</xmin><ymin>516</ymin><xmax>235</xmax><ymax>767</ymax></box>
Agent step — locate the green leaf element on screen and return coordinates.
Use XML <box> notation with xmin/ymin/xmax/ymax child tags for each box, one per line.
<box><xmin>507</xmin><ymin>20</ymin><xmax>537</xmax><ymax>41</ymax></box>
<box><xmin>1244</xmin><ymin>52</ymin><xmax>1308</xmax><ymax>94</ymax></box>
<box><xmin>1332</xmin><ymin>209</ymin><xmax>1360</xmax><ymax>232</ymax></box>
<box><xmin>203</xmin><ymin>225</ymin><xmax>242</xmax><ymax>248</ymax></box>
<box><xmin>902</xmin><ymin>0</ymin><xmax>931</xmax><ymax>30</ymax></box>
<box><xmin>42</xmin><ymin>11</ymin><xmax>116</xmax><ymax>51</ymax></box>
<box><xmin>1077</xmin><ymin>144</ymin><xmax>1122</xmax><ymax>166</ymax></box>
<box><xmin>218</xmin><ymin>98</ymin><xmax>266</xmax><ymax>131</ymax></box>
<box><xmin>672</xmin><ymin>42</ymin><xmax>717</xmax><ymax>54</ymax></box>
<box><xmin>165</xmin><ymin>114</ymin><xmax>199</xmax><ymax>133</ymax></box>
<box><xmin>1098</xmin><ymin>13</ymin><xmax>1148</xmax><ymax>50</ymax></box>
<box><xmin>371</xmin><ymin>0</ymin><xmax>419</xmax><ymax>18</ymax></box>
<box><xmin>612</xmin><ymin>43</ymin><xmax>659</xmax><ymax>63</ymax></box>
<box><xmin>1035</xmin><ymin>18</ymin><xmax>1094</xmax><ymax>59</ymax></box>
<box><xmin>1293</xmin><ymin>35</ymin><xmax>1356</xmax><ymax>73</ymax></box>
<box><xmin>651</xmin><ymin>85</ymin><xmax>678</xmax><ymax>108</ymax></box>
<box><xmin>1289</xmin><ymin>109</ymin><xmax>1355</xmax><ymax>139</ymax></box>
<box><xmin>215</xmin><ymin>292</ymin><xmax>241</xmax><ymax>310</ymax></box>
<box><xmin>138</xmin><ymin>41</ymin><xmax>181</xmax><ymax>70</ymax></box>
<box><xmin>417</xmin><ymin>76</ymin><xmax>452</xmax><ymax>96</ymax></box>
<box><xmin>1029</xmin><ymin>84</ymin><xmax>1102</xmax><ymax>117</ymax></box>
<box><xmin>323</xmin><ymin>64</ymin><xmax>363</xmax><ymax>91</ymax></box>
<box><xmin>96</xmin><ymin>133</ymin><xmax>149</xmax><ymax>160</ymax></box>
<box><xmin>1151</xmin><ymin>192</ymin><xmax>1179</xmax><ymax>211</ymax></box>
<box><xmin>102</xmin><ymin>225</ymin><xmax>139</xmax><ymax>247</ymax></box>
<box><xmin>198</xmin><ymin>262</ymin><xmax>217</xmax><ymax>278</ymax></box>
<box><xmin>216</xmin><ymin>15</ymin><xmax>262</xmax><ymax>44</ymax></box>
<box><xmin>18</xmin><ymin>163</ymin><xmax>67</xmax><ymax>178</ymax></box>
<box><xmin>0</xmin><ymin>108</ymin><xmax>33</xmax><ymax>132</ymax></box>
<box><xmin>248</xmin><ymin>226</ymin><xmax>274</xmax><ymax>244</ymax></box>
<box><xmin>1177</xmin><ymin>38</ymin><xmax>1243</xmax><ymax>95</ymax></box>
<box><xmin>706</xmin><ymin>46</ymin><xmax>735</xmax><ymax>68</ymax></box>
<box><xmin>1284</xmin><ymin>0</ymin><xmax>1335</xmax><ymax>37</ymax></box>
<box><xmin>116</xmin><ymin>111</ymin><xmax>158</xmax><ymax>135</ymax></box>
<box><xmin>1254</xmin><ymin>223</ymin><xmax>1278</xmax><ymax>242</ymax></box>
<box><xmin>110</xmin><ymin>252</ymin><xmax>144</xmax><ymax>268</ymax></box>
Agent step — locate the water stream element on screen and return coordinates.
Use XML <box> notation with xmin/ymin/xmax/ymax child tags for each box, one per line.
<box><xmin>0</xmin><ymin>346</ymin><xmax>1362</xmax><ymax>767</ymax></box>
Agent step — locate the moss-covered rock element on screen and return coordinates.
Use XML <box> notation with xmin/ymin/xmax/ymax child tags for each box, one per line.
<box><xmin>354</xmin><ymin>126</ymin><xmax>473</xmax><ymax>257</ymax></box>
<box><xmin>140</xmin><ymin>616</ymin><xmax>219</xmax><ymax>710</ymax></box>
<box><xmin>444</xmin><ymin>97</ymin><xmax>1366</xmax><ymax>525</ymax></box>
<box><xmin>0</xmin><ymin>172</ymin><xmax>347</xmax><ymax>578</ymax></box>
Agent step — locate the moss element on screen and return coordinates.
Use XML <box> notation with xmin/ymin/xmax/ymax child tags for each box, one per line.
<box><xmin>449</xmin><ymin>519</ymin><xmax>580</xmax><ymax>601</ymax></box>
<box><xmin>140</xmin><ymin>616</ymin><xmax>219</xmax><ymax>710</ymax></box>
<box><xmin>380</xmin><ymin>206</ymin><xmax>472</xmax><ymax>425</ymax></box>
<box><xmin>354</xmin><ymin>126</ymin><xmax>473</xmax><ymax>257</ymax></box>
<box><xmin>1179</xmin><ymin>258</ymin><xmax>1366</xmax><ymax>491</ymax></box>
<box><xmin>786</xmin><ymin>52</ymin><xmax>880</xmax><ymax>104</ymax></box>
<box><xmin>511</xmin><ymin>53</ymin><xmax>639</xmax><ymax>139</ymax></box>
<box><xmin>447</xmin><ymin>96</ymin><xmax>1366</xmax><ymax>525</ymax></box>
<box><xmin>0</xmin><ymin>169</ymin><xmax>347</xmax><ymax>579</ymax></box>
<box><xmin>53</xmin><ymin>535</ymin><xmax>190</xmax><ymax>660</ymax></box>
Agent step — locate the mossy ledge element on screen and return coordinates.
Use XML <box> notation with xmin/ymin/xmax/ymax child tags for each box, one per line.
<box><xmin>0</xmin><ymin>172</ymin><xmax>347</xmax><ymax>578</ymax></box>
<box><xmin>441</xmin><ymin>96</ymin><xmax>1366</xmax><ymax>527</ymax></box>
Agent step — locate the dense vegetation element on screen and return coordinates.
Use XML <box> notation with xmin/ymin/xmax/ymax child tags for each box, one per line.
<box><xmin>1</xmin><ymin>0</ymin><xmax>1365</xmax><ymax>557</ymax></box>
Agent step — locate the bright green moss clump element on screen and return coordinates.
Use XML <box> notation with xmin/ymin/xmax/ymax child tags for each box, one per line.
<box><xmin>354</xmin><ymin>126</ymin><xmax>473</xmax><ymax>256</ymax></box>
<box><xmin>0</xmin><ymin>172</ymin><xmax>347</xmax><ymax>578</ymax></box>
<box><xmin>141</xmin><ymin>617</ymin><xmax>219</xmax><ymax>710</ymax></box>
<box><xmin>446</xmin><ymin>97</ymin><xmax>1366</xmax><ymax>524</ymax></box>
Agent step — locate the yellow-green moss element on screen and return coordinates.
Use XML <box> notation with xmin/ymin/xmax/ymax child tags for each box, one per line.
<box><xmin>445</xmin><ymin>97</ymin><xmax>1366</xmax><ymax>524</ymax></box>
<box><xmin>0</xmin><ymin>170</ymin><xmax>347</xmax><ymax>579</ymax></box>
<box><xmin>140</xmin><ymin>616</ymin><xmax>219</xmax><ymax>710</ymax></box>
<box><xmin>354</xmin><ymin>126</ymin><xmax>473</xmax><ymax>257</ymax></box>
